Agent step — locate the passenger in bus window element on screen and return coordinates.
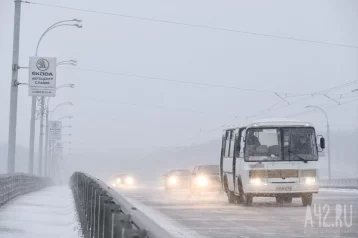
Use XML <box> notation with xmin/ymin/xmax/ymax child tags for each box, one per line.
<box><xmin>246</xmin><ymin>130</ymin><xmax>261</xmax><ymax>147</ymax></box>
<box><xmin>294</xmin><ymin>136</ymin><xmax>310</xmax><ymax>154</ymax></box>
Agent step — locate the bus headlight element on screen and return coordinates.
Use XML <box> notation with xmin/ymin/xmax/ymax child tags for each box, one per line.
<box><xmin>305</xmin><ymin>177</ymin><xmax>316</xmax><ymax>185</ymax></box>
<box><xmin>250</xmin><ymin>178</ymin><xmax>263</xmax><ymax>186</ymax></box>
<box><xmin>116</xmin><ymin>178</ymin><xmax>121</xmax><ymax>184</ymax></box>
<box><xmin>196</xmin><ymin>175</ymin><xmax>209</xmax><ymax>187</ymax></box>
<box><xmin>125</xmin><ymin>176</ymin><xmax>134</xmax><ymax>185</ymax></box>
<box><xmin>168</xmin><ymin>176</ymin><xmax>178</xmax><ymax>185</ymax></box>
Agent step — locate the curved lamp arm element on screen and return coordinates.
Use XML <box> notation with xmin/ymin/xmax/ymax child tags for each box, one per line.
<box><xmin>305</xmin><ymin>105</ymin><xmax>329</xmax><ymax>126</ymax></box>
<box><xmin>46</xmin><ymin>84</ymin><xmax>75</xmax><ymax>107</ymax></box>
<box><xmin>36</xmin><ymin>20</ymin><xmax>82</xmax><ymax>56</ymax></box>
<box><xmin>50</xmin><ymin>102</ymin><xmax>73</xmax><ymax>120</ymax></box>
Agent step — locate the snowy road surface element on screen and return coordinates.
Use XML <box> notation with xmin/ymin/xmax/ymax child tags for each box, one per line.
<box><xmin>119</xmin><ymin>188</ymin><xmax>358</xmax><ymax>238</ymax></box>
<box><xmin>0</xmin><ymin>186</ymin><xmax>80</xmax><ymax>238</ymax></box>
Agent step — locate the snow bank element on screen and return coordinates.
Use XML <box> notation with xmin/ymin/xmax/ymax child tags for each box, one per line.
<box><xmin>0</xmin><ymin>186</ymin><xmax>81</xmax><ymax>238</ymax></box>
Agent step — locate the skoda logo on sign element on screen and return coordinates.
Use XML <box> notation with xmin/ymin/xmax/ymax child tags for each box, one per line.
<box><xmin>36</xmin><ymin>58</ymin><xmax>50</xmax><ymax>71</ymax></box>
<box><xmin>53</xmin><ymin>121</ymin><xmax>60</xmax><ymax>129</ymax></box>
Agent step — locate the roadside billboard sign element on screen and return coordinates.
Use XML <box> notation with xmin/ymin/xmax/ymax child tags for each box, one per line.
<box><xmin>28</xmin><ymin>56</ymin><xmax>57</xmax><ymax>96</ymax></box>
<box><xmin>48</xmin><ymin>121</ymin><xmax>62</xmax><ymax>141</ymax></box>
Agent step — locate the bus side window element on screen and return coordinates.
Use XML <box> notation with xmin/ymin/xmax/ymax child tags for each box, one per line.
<box><xmin>239</xmin><ymin>129</ymin><xmax>246</xmax><ymax>157</ymax></box>
<box><xmin>229</xmin><ymin>131</ymin><xmax>235</xmax><ymax>157</ymax></box>
<box><xmin>225</xmin><ymin>131</ymin><xmax>232</xmax><ymax>157</ymax></box>
<box><xmin>221</xmin><ymin>134</ymin><xmax>226</xmax><ymax>156</ymax></box>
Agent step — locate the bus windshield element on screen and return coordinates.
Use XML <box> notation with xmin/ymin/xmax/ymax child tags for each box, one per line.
<box><xmin>283</xmin><ymin>128</ymin><xmax>318</xmax><ymax>161</ymax></box>
<box><xmin>244</xmin><ymin>127</ymin><xmax>318</xmax><ymax>162</ymax></box>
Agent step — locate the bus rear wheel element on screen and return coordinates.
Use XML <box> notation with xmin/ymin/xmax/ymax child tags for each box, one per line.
<box><xmin>243</xmin><ymin>194</ymin><xmax>253</xmax><ymax>206</ymax></box>
<box><xmin>227</xmin><ymin>191</ymin><xmax>238</xmax><ymax>204</ymax></box>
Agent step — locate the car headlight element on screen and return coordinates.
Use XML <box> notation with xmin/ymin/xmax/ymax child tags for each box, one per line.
<box><xmin>305</xmin><ymin>177</ymin><xmax>316</xmax><ymax>185</ymax></box>
<box><xmin>111</xmin><ymin>182</ymin><xmax>117</xmax><ymax>187</ymax></box>
<box><xmin>168</xmin><ymin>176</ymin><xmax>178</xmax><ymax>185</ymax></box>
<box><xmin>196</xmin><ymin>175</ymin><xmax>209</xmax><ymax>187</ymax></box>
<box><xmin>116</xmin><ymin>178</ymin><xmax>121</xmax><ymax>184</ymax></box>
<box><xmin>250</xmin><ymin>178</ymin><xmax>263</xmax><ymax>186</ymax></box>
<box><xmin>125</xmin><ymin>176</ymin><xmax>134</xmax><ymax>185</ymax></box>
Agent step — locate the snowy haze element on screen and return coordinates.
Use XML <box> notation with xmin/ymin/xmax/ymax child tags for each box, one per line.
<box><xmin>0</xmin><ymin>1</ymin><xmax>357</xmax><ymax>180</ymax></box>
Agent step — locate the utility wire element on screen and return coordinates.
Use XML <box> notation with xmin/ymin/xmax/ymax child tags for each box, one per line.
<box><xmin>189</xmin><ymin>82</ymin><xmax>358</xmax><ymax>137</ymax></box>
<box><xmin>22</xmin><ymin>1</ymin><xmax>358</xmax><ymax>49</ymax></box>
<box><xmin>60</xmin><ymin>66</ymin><xmax>311</xmax><ymax>95</ymax></box>
<box><xmin>189</xmin><ymin>96</ymin><xmax>358</xmax><ymax>145</ymax></box>
<box><xmin>244</xmin><ymin>80</ymin><xmax>358</xmax><ymax>120</ymax></box>
<box><xmin>313</xmin><ymin>80</ymin><xmax>358</xmax><ymax>95</ymax></box>
<box><xmin>286</xmin><ymin>97</ymin><xmax>358</xmax><ymax>118</ymax></box>
<box><xmin>83</xmin><ymin>97</ymin><xmax>236</xmax><ymax>117</ymax></box>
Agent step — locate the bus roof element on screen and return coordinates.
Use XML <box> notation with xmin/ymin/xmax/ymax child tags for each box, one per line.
<box><xmin>247</xmin><ymin>118</ymin><xmax>314</xmax><ymax>128</ymax></box>
<box><xmin>223</xmin><ymin>118</ymin><xmax>314</xmax><ymax>131</ymax></box>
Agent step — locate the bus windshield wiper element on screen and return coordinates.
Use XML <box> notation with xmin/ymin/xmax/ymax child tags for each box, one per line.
<box><xmin>288</xmin><ymin>150</ymin><xmax>308</xmax><ymax>163</ymax></box>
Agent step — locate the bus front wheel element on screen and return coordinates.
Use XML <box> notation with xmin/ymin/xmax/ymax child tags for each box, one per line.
<box><xmin>301</xmin><ymin>193</ymin><xmax>312</xmax><ymax>206</ymax></box>
<box><xmin>276</xmin><ymin>195</ymin><xmax>292</xmax><ymax>204</ymax></box>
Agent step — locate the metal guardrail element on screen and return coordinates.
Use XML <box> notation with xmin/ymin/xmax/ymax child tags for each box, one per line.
<box><xmin>320</xmin><ymin>178</ymin><xmax>358</xmax><ymax>189</ymax></box>
<box><xmin>0</xmin><ymin>173</ymin><xmax>52</xmax><ymax>207</ymax></box>
<box><xmin>70</xmin><ymin>172</ymin><xmax>173</xmax><ymax>238</ymax></box>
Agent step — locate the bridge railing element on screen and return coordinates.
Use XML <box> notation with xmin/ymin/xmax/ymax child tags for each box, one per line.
<box><xmin>70</xmin><ymin>172</ymin><xmax>173</xmax><ymax>238</ymax></box>
<box><xmin>320</xmin><ymin>178</ymin><xmax>358</xmax><ymax>189</ymax></box>
<box><xmin>0</xmin><ymin>173</ymin><xmax>52</xmax><ymax>207</ymax></box>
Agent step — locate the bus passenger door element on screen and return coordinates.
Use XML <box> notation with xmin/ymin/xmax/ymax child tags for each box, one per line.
<box><xmin>223</xmin><ymin>130</ymin><xmax>234</xmax><ymax>191</ymax></box>
<box><xmin>219</xmin><ymin>133</ymin><xmax>226</xmax><ymax>185</ymax></box>
<box><xmin>235</xmin><ymin>129</ymin><xmax>246</xmax><ymax>194</ymax></box>
<box><xmin>232</xmin><ymin>130</ymin><xmax>239</xmax><ymax>191</ymax></box>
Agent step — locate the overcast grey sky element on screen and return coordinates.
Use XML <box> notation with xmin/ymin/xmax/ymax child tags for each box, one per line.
<box><xmin>1</xmin><ymin>0</ymin><xmax>357</xmax><ymax>159</ymax></box>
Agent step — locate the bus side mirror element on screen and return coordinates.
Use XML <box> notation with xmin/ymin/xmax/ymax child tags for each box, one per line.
<box><xmin>320</xmin><ymin>137</ymin><xmax>325</xmax><ymax>149</ymax></box>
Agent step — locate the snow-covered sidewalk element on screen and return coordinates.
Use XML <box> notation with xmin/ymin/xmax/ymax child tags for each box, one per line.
<box><xmin>0</xmin><ymin>186</ymin><xmax>81</xmax><ymax>238</ymax></box>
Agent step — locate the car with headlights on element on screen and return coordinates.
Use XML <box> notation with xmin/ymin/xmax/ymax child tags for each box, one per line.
<box><xmin>111</xmin><ymin>174</ymin><xmax>135</xmax><ymax>188</ymax></box>
<box><xmin>164</xmin><ymin>169</ymin><xmax>191</xmax><ymax>191</ymax></box>
<box><xmin>190</xmin><ymin>165</ymin><xmax>221</xmax><ymax>194</ymax></box>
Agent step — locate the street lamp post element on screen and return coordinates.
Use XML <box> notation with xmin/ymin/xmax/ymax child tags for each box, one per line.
<box><xmin>50</xmin><ymin>133</ymin><xmax>72</xmax><ymax>179</ymax></box>
<box><xmin>43</xmin><ymin>83</ymin><xmax>74</xmax><ymax>176</ymax></box>
<box><xmin>7</xmin><ymin>0</ymin><xmax>22</xmax><ymax>173</ymax></box>
<box><xmin>41</xmin><ymin>65</ymin><xmax>75</xmax><ymax>177</ymax></box>
<box><xmin>306</xmin><ymin>105</ymin><xmax>331</xmax><ymax>180</ymax></box>
<box><xmin>44</xmin><ymin>100</ymin><xmax>73</xmax><ymax>176</ymax></box>
<box><xmin>48</xmin><ymin>116</ymin><xmax>73</xmax><ymax>177</ymax></box>
<box><xmin>29</xmin><ymin>19</ymin><xmax>81</xmax><ymax>176</ymax></box>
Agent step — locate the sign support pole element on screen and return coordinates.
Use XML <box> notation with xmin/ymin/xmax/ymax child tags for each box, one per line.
<box><xmin>7</xmin><ymin>1</ymin><xmax>22</xmax><ymax>173</ymax></box>
<box><xmin>44</xmin><ymin>106</ymin><xmax>49</xmax><ymax>176</ymax></box>
<box><xmin>28</xmin><ymin>96</ymin><xmax>36</xmax><ymax>174</ymax></box>
<box><xmin>28</xmin><ymin>57</ymin><xmax>56</xmax><ymax>175</ymax></box>
<box><xmin>38</xmin><ymin>97</ymin><xmax>44</xmax><ymax>176</ymax></box>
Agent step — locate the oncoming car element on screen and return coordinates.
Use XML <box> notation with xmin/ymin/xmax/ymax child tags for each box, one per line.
<box><xmin>111</xmin><ymin>174</ymin><xmax>135</xmax><ymax>188</ymax></box>
<box><xmin>190</xmin><ymin>165</ymin><xmax>221</xmax><ymax>194</ymax></box>
<box><xmin>164</xmin><ymin>169</ymin><xmax>191</xmax><ymax>191</ymax></box>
